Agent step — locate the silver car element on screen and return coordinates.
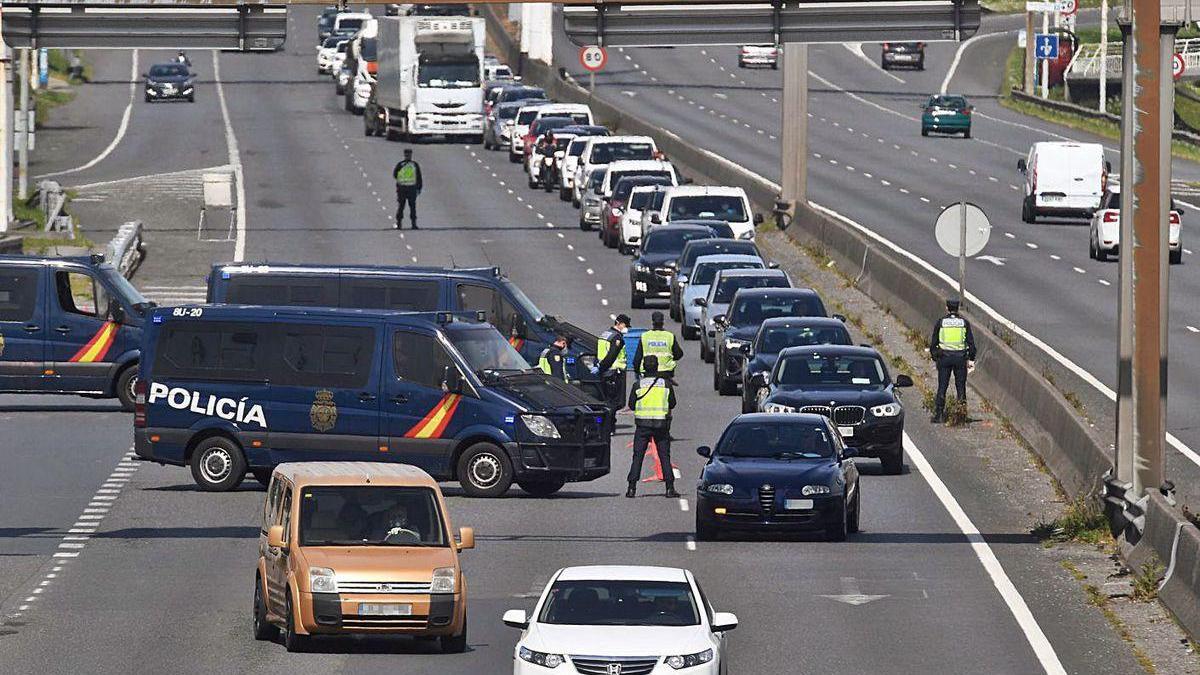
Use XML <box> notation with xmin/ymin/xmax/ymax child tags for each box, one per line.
<box><xmin>682</xmin><ymin>254</ymin><xmax>766</xmax><ymax>340</ymax></box>
<box><xmin>578</xmin><ymin>167</ymin><xmax>607</xmax><ymax>232</ymax></box>
<box><xmin>698</xmin><ymin>268</ymin><xmax>790</xmax><ymax>363</ymax></box>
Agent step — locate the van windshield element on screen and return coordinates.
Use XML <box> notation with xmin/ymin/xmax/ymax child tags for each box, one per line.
<box><xmin>590</xmin><ymin>142</ymin><xmax>654</xmax><ymax>164</ymax></box>
<box><xmin>99</xmin><ymin>266</ymin><xmax>148</xmax><ymax>307</ymax></box>
<box><xmin>669</xmin><ymin>195</ymin><xmax>747</xmax><ymax>222</ymax></box>
<box><xmin>501</xmin><ymin>280</ymin><xmax>545</xmax><ymax>324</ymax></box>
<box><xmin>448</xmin><ymin>326</ymin><xmax>531</xmax><ymax>373</ymax></box>
<box><xmin>299</xmin><ymin>486</ymin><xmax>447</xmax><ymax>547</ymax></box>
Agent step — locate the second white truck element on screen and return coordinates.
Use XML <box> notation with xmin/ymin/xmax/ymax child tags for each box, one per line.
<box><xmin>375</xmin><ymin>15</ymin><xmax>485</xmax><ymax>142</ymax></box>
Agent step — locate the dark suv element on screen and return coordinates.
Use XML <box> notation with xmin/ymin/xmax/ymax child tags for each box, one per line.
<box><xmin>712</xmin><ymin>288</ymin><xmax>828</xmax><ymax>396</ymax></box>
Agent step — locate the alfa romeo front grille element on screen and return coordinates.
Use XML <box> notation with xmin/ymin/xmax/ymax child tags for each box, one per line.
<box><xmin>758</xmin><ymin>484</ymin><xmax>776</xmax><ymax>513</ymax></box>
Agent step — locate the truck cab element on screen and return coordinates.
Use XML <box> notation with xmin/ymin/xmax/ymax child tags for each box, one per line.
<box><xmin>0</xmin><ymin>254</ymin><xmax>151</xmax><ymax>410</ymax></box>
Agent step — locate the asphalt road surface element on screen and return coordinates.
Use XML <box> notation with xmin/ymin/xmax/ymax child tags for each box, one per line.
<box><xmin>0</xmin><ymin>7</ymin><xmax>1162</xmax><ymax>674</ymax></box>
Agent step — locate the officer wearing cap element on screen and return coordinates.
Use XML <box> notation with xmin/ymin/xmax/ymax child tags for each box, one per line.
<box><xmin>538</xmin><ymin>332</ymin><xmax>572</xmax><ymax>383</ymax></box>
<box><xmin>627</xmin><ymin>355</ymin><xmax>678</xmax><ymax>499</ymax></box>
<box><xmin>634</xmin><ymin>311</ymin><xmax>684</xmax><ymax>380</ymax></box>
<box><xmin>929</xmin><ymin>298</ymin><xmax>976</xmax><ymax>423</ymax></box>
<box><xmin>594</xmin><ymin>314</ymin><xmax>632</xmax><ymax>412</ymax></box>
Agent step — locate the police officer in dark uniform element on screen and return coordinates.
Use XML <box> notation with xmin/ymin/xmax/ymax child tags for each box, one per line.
<box><xmin>928</xmin><ymin>298</ymin><xmax>977</xmax><ymax>423</ymax></box>
<box><xmin>593</xmin><ymin>314</ymin><xmax>632</xmax><ymax>412</ymax></box>
<box><xmin>626</xmin><ymin>355</ymin><xmax>678</xmax><ymax>499</ymax></box>
<box><xmin>392</xmin><ymin>148</ymin><xmax>423</xmax><ymax>230</ymax></box>
<box><xmin>538</xmin><ymin>333</ymin><xmax>572</xmax><ymax>383</ymax></box>
<box><xmin>633</xmin><ymin>311</ymin><xmax>684</xmax><ymax>381</ymax></box>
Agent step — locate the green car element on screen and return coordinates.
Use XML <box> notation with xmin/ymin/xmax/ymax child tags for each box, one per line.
<box><xmin>921</xmin><ymin>95</ymin><xmax>972</xmax><ymax>138</ymax></box>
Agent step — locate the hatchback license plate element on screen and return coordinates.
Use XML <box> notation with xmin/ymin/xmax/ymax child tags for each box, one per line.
<box><xmin>838</xmin><ymin>426</ymin><xmax>854</xmax><ymax>437</ymax></box>
<box><xmin>784</xmin><ymin>499</ymin><xmax>814</xmax><ymax>510</ymax></box>
<box><xmin>359</xmin><ymin>603</ymin><xmax>411</xmax><ymax>616</ymax></box>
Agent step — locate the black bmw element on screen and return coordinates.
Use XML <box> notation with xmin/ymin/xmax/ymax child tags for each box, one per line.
<box><xmin>758</xmin><ymin>345</ymin><xmax>912</xmax><ymax>474</ymax></box>
<box><xmin>695</xmin><ymin>413</ymin><xmax>861</xmax><ymax>541</ymax></box>
<box><xmin>143</xmin><ymin>63</ymin><xmax>195</xmax><ymax>103</ymax></box>
<box><xmin>741</xmin><ymin>317</ymin><xmax>852</xmax><ymax>413</ymax></box>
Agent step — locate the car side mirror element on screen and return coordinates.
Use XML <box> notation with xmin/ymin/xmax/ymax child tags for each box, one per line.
<box><xmin>140</xmin><ymin>72</ymin><xmax>148</xmax><ymax>78</ymax></box>
<box><xmin>767</xmin><ymin>261</ymin><xmax>779</xmax><ymax>269</ymax></box>
<box><xmin>694</xmin><ymin>298</ymin><xmax>707</xmax><ymax>307</ymax></box>
<box><xmin>842</xmin><ymin>446</ymin><xmax>859</xmax><ymax>459</ymax></box>
<box><xmin>457</xmin><ymin>527</ymin><xmax>475</xmax><ymax>551</ymax></box>
<box><xmin>442</xmin><ymin>366</ymin><xmax>464</xmax><ymax>394</ymax></box>
<box><xmin>714</xmin><ymin>314</ymin><xmax>727</xmax><ymax>327</ymax></box>
<box><xmin>895</xmin><ymin>374</ymin><xmax>914</xmax><ymax>387</ymax></box>
<box><xmin>696</xmin><ymin>445</ymin><xmax>712</xmax><ymax>458</ymax></box>
<box><xmin>1105</xmin><ymin>160</ymin><xmax>1112</xmax><ymax>173</ymax></box>
<box><xmin>651</xmin><ymin>213</ymin><xmax>662</xmax><ymax>225</ymax></box>
<box><xmin>711</xmin><ymin>611</ymin><xmax>739</xmax><ymax>632</ymax></box>
<box><xmin>751</xmin><ymin>372</ymin><xmax>767</xmax><ymax>385</ymax></box>
<box><xmin>502</xmin><ymin>609</ymin><xmax>529</xmax><ymax>630</ymax></box>
<box><xmin>681</xmin><ymin>177</ymin><xmax>694</xmax><ymax>185</ymax></box>
<box><xmin>1017</xmin><ymin>158</ymin><xmax>1027</xmax><ymax>173</ymax></box>
<box><xmin>832</xmin><ymin>313</ymin><xmax>847</xmax><ymax>322</ymax></box>
<box><xmin>108</xmin><ymin>300</ymin><xmax>126</xmax><ymax>324</ymax></box>
<box><xmin>267</xmin><ymin>525</ymin><xmax>286</xmax><ymax>550</ymax></box>
<box><xmin>753</xmin><ymin>213</ymin><xmax>764</xmax><ymax>225</ymax></box>
<box><xmin>739</xmin><ymin>343</ymin><xmax>752</xmax><ymax>355</ymax></box>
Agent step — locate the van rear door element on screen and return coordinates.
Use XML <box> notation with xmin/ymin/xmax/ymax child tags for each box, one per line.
<box><xmin>0</xmin><ymin>263</ymin><xmax>46</xmax><ymax>390</ymax></box>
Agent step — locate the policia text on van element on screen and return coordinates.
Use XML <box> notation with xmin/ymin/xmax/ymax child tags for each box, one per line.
<box><xmin>205</xmin><ymin>263</ymin><xmax>617</xmax><ymax>401</ymax></box>
<box><xmin>134</xmin><ymin>306</ymin><xmax>612</xmax><ymax>497</ymax></box>
<box><xmin>0</xmin><ymin>255</ymin><xmax>153</xmax><ymax>411</ymax></box>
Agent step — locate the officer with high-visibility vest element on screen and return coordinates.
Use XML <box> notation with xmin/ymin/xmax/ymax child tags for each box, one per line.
<box><xmin>538</xmin><ymin>333</ymin><xmax>572</xmax><ymax>383</ymax></box>
<box><xmin>626</xmin><ymin>355</ymin><xmax>678</xmax><ymax>499</ymax></box>
<box><xmin>593</xmin><ymin>314</ymin><xmax>632</xmax><ymax>412</ymax></box>
<box><xmin>633</xmin><ymin>311</ymin><xmax>684</xmax><ymax>380</ymax></box>
<box><xmin>392</xmin><ymin>148</ymin><xmax>423</xmax><ymax>230</ymax></box>
<box><xmin>928</xmin><ymin>298</ymin><xmax>976</xmax><ymax>423</ymax></box>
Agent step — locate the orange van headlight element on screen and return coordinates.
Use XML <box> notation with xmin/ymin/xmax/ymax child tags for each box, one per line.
<box><xmin>431</xmin><ymin>567</ymin><xmax>457</xmax><ymax>594</ymax></box>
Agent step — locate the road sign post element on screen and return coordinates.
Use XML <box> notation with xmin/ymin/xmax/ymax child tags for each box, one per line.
<box><xmin>934</xmin><ymin>202</ymin><xmax>991</xmax><ymax>308</ymax></box>
<box><xmin>579</xmin><ymin>44</ymin><xmax>606</xmax><ymax>93</ymax></box>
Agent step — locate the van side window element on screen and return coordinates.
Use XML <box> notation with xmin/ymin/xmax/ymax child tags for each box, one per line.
<box><xmin>226</xmin><ymin>276</ymin><xmax>334</xmax><ymax>306</ymax></box>
<box><xmin>157</xmin><ymin>321</ymin><xmax>265</xmax><ymax>380</ymax></box>
<box><xmin>393</xmin><ymin>331</ymin><xmax>455</xmax><ymax>390</ymax></box>
<box><xmin>264</xmin><ymin>477</ymin><xmax>283</xmax><ymax>530</ymax></box>
<box><xmin>55</xmin><ymin>271</ymin><xmax>104</xmax><ymax>317</ymax></box>
<box><xmin>341</xmin><ymin>279</ymin><xmax>439</xmax><ymax>311</ymax></box>
<box><xmin>278</xmin><ymin>325</ymin><xmax>375</xmax><ymax>388</ymax></box>
<box><xmin>0</xmin><ymin>267</ymin><xmax>39</xmax><ymax>322</ymax></box>
<box><xmin>280</xmin><ymin>486</ymin><xmax>293</xmax><ymax>543</ymax></box>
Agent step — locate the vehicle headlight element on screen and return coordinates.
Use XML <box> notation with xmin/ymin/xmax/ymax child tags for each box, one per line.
<box><xmin>738</xmin><ymin>230</ymin><xmax>755</xmax><ymax>240</ymax></box>
<box><xmin>724</xmin><ymin>338</ymin><xmax>748</xmax><ymax>350</ymax></box>
<box><xmin>611</xmin><ymin>207</ymin><xmax>623</xmax><ymax>217</ymax></box>
<box><xmin>309</xmin><ymin>566</ymin><xmax>338</xmax><ymax>593</ymax></box>
<box><xmin>705</xmin><ymin>483</ymin><xmax>734</xmax><ymax>495</ymax></box>
<box><xmin>666</xmin><ymin>649</ymin><xmax>714</xmax><ymax>669</ymax></box>
<box><xmin>764</xmin><ymin>402</ymin><xmax>795</xmax><ymax>413</ymax></box>
<box><xmin>801</xmin><ymin>484</ymin><xmax>831</xmax><ymax>496</ymax></box>
<box><xmin>521</xmin><ymin>414</ymin><xmax>561</xmax><ymax>439</ymax></box>
<box><xmin>431</xmin><ymin>566</ymin><xmax>457</xmax><ymax>594</ymax></box>
<box><xmin>519</xmin><ymin>646</ymin><xmax>564</xmax><ymax>668</ymax></box>
<box><xmin>871</xmin><ymin>402</ymin><xmax>902</xmax><ymax>417</ymax></box>
<box><xmin>635</xmin><ymin>263</ymin><xmax>650</xmax><ymax>273</ymax></box>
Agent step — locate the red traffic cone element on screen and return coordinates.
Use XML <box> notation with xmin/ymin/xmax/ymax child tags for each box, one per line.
<box><xmin>639</xmin><ymin>438</ymin><xmax>680</xmax><ymax>483</ymax></box>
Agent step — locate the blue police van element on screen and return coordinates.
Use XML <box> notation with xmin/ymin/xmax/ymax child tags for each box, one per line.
<box><xmin>134</xmin><ymin>305</ymin><xmax>612</xmax><ymax>497</ymax></box>
<box><xmin>0</xmin><ymin>254</ymin><xmax>151</xmax><ymax>410</ymax></box>
<box><xmin>203</xmin><ymin>263</ymin><xmax>610</xmax><ymax>398</ymax></box>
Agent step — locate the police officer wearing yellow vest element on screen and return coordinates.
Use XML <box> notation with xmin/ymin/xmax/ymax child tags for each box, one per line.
<box><xmin>538</xmin><ymin>332</ymin><xmax>572</xmax><ymax>383</ymax></box>
<box><xmin>392</xmin><ymin>148</ymin><xmax>423</xmax><ymax>230</ymax></box>
<box><xmin>626</xmin><ymin>355</ymin><xmax>678</xmax><ymax>498</ymax></box>
<box><xmin>929</xmin><ymin>298</ymin><xmax>976</xmax><ymax>423</ymax></box>
<box><xmin>633</xmin><ymin>311</ymin><xmax>684</xmax><ymax>381</ymax></box>
<box><xmin>593</xmin><ymin>314</ymin><xmax>632</xmax><ymax>411</ymax></box>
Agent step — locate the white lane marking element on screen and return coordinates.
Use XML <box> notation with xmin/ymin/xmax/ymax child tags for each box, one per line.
<box><xmin>845</xmin><ymin>42</ymin><xmax>905</xmax><ymax>83</ymax></box>
<box><xmin>1188</xmin><ymin>326</ymin><xmax>1200</xmax><ymax>333</ymax></box>
<box><xmin>685</xmin><ymin>537</ymin><xmax>697</xmax><ymax>551</ymax></box>
<box><xmin>903</xmin><ymin>435</ymin><xmax>1066</xmax><ymax>674</ymax></box>
<box><xmin>1098</xmin><ymin>279</ymin><xmax>1111</xmax><ymax>286</ymax></box>
<box><xmin>1004</xmin><ymin>232</ymin><xmax>1016</xmax><ymax>239</ymax></box>
<box><xmin>941</xmin><ymin>31</ymin><xmax>1011</xmax><ymax>94</ymax></box>
<box><xmin>1050</xmin><ymin>254</ymin><xmax>1061</xmax><ymax>260</ymax></box>
<box><xmin>212</xmin><ymin>50</ymin><xmax>248</xmax><ymax>262</ymax></box>
<box><xmin>678</xmin><ymin>498</ymin><xmax>690</xmax><ymax>512</ymax></box>
<box><xmin>37</xmin><ymin>51</ymin><xmax>139</xmax><ymax>179</ymax></box>
<box><xmin>1073</xmin><ymin>267</ymin><xmax>1086</xmax><ymax>274</ymax></box>
<box><xmin>1025</xmin><ymin>243</ymin><xmax>1038</xmax><ymax>249</ymax></box>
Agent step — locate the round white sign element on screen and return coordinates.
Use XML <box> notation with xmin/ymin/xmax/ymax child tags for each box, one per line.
<box><xmin>935</xmin><ymin>202</ymin><xmax>991</xmax><ymax>258</ymax></box>
<box><xmin>580</xmin><ymin>45</ymin><xmax>608</xmax><ymax>73</ymax></box>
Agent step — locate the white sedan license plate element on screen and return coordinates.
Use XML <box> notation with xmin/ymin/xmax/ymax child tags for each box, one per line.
<box><xmin>784</xmin><ymin>499</ymin><xmax>814</xmax><ymax>510</ymax></box>
<box><xmin>359</xmin><ymin>603</ymin><xmax>411</xmax><ymax>616</ymax></box>
<box><xmin>838</xmin><ymin>426</ymin><xmax>854</xmax><ymax>437</ymax></box>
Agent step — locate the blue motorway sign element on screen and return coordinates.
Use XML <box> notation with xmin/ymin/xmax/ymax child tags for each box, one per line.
<box><xmin>1035</xmin><ymin>33</ymin><xmax>1059</xmax><ymax>59</ymax></box>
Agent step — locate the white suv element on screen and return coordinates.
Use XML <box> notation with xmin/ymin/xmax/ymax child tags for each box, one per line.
<box><xmin>655</xmin><ymin>186</ymin><xmax>761</xmax><ymax>240</ymax></box>
<box><xmin>572</xmin><ymin>136</ymin><xmax>658</xmax><ymax>206</ymax></box>
<box><xmin>1089</xmin><ymin>185</ymin><xmax>1182</xmax><ymax>264</ymax></box>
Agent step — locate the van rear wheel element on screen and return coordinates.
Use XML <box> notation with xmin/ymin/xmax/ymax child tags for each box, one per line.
<box><xmin>190</xmin><ymin>437</ymin><xmax>247</xmax><ymax>492</ymax></box>
<box><xmin>253</xmin><ymin>574</ymin><xmax>278</xmax><ymax>641</ymax></box>
<box><xmin>517</xmin><ymin>477</ymin><xmax>566</xmax><ymax>497</ymax></box>
<box><xmin>457</xmin><ymin>442</ymin><xmax>514</xmax><ymax>497</ymax></box>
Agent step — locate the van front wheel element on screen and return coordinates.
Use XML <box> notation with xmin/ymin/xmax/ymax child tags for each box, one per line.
<box><xmin>115</xmin><ymin>366</ymin><xmax>138</xmax><ymax>412</ymax></box>
<box><xmin>190</xmin><ymin>437</ymin><xmax>247</xmax><ymax>492</ymax></box>
<box><xmin>457</xmin><ymin>442</ymin><xmax>514</xmax><ymax>498</ymax></box>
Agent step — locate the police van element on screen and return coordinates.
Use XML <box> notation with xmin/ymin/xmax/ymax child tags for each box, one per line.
<box><xmin>134</xmin><ymin>305</ymin><xmax>612</xmax><ymax>497</ymax></box>
<box><xmin>0</xmin><ymin>254</ymin><xmax>152</xmax><ymax>410</ymax></box>
<box><xmin>204</xmin><ymin>263</ymin><xmax>612</xmax><ymax>399</ymax></box>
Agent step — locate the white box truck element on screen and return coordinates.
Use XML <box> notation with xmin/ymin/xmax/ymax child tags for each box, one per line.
<box><xmin>375</xmin><ymin>15</ymin><xmax>485</xmax><ymax>142</ymax></box>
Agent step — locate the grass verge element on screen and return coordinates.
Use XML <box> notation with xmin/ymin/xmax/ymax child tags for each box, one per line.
<box><xmin>1032</xmin><ymin>495</ymin><xmax>1111</xmax><ymax>546</ymax></box>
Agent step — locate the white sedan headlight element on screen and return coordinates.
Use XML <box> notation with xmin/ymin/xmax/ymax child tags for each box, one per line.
<box><xmin>521</xmin><ymin>414</ymin><xmax>561</xmax><ymax>439</ymax></box>
<box><xmin>431</xmin><ymin>566</ymin><xmax>457</xmax><ymax>594</ymax></box>
<box><xmin>666</xmin><ymin>649</ymin><xmax>714</xmax><ymax>669</ymax></box>
<box><xmin>309</xmin><ymin>566</ymin><xmax>337</xmax><ymax>593</ymax></box>
<box><xmin>519</xmin><ymin>646</ymin><xmax>564</xmax><ymax>668</ymax></box>
<box><xmin>764</xmin><ymin>402</ymin><xmax>795</xmax><ymax>413</ymax></box>
<box><xmin>871</xmin><ymin>402</ymin><xmax>901</xmax><ymax>417</ymax></box>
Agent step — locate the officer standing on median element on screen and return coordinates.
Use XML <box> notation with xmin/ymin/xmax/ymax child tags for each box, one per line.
<box><xmin>627</xmin><ymin>355</ymin><xmax>678</xmax><ymax>499</ymax></box>
<box><xmin>928</xmin><ymin>298</ymin><xmax>976</xmax><ymax>423</ymax></box>
<box><xmin>392</xmin><ymin>148</ymin><xmax>423</xmax><ymax>230</ymax></box>
<box><xmin>538</xmin><ymin>332</ymin><xmax>573</xmax><ymax>383</ymax></box>
<box><xmin>634</xmin><ymin>311</ymin><xmax>684</xmax><ymax>381</ymax></box>
<box><xmin>593</xmin><ymin>314</ymin><xmax>632</xmax><ymax>412</ymax></box>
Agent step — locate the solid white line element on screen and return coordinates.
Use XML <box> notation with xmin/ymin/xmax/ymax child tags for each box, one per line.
<box><xmin>941</xmin><ymin>31</ymin><xmax>1011</xmax><ymax>95</ymax></box>
<box><xmin>36</xmin><ymin>51</ymin><xmax>139</xmax><ymax>179</ymax></box>
<box><xmin>904</xmin><ymin>434</ymin><xmax>1066</xmax><ymax>674</ymax></box>
<box><xmin>212</xmin><ymin>50</ymin><xmax>248</xmax><ymax>262</ymax></box>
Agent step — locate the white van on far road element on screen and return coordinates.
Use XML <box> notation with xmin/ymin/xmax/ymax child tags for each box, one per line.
<box><xmin>1018</xmin><ymin>141</ymin><xmax>1109</xmax><ymax>223</ymax></box>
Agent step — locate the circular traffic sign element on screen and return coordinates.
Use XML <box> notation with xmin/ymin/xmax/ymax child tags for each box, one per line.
<box><xmin>580</xmin><ymin>45</ymin><xmax>608</xmax><ymax>73</ymax></box>
<box><xmin>1175</xmin><ymin>52</ymin><xmax>1186</xmax><ymax>81</ymax></box>
<box><xmin>935</xmin><ymin>202</ymin><xmax>991</xmax><ymax>258</ymax></box>
<box><xmin>1058</xmin><ymin>0</ymin><xmax>1077</xmax><ymax>17</ymax></box>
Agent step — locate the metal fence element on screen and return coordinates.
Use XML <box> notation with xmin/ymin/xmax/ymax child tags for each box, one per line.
<box><xmin>1066</xmin><ymin>37</ymin><xmax>1200</xmax><ymax>82</ymax></box>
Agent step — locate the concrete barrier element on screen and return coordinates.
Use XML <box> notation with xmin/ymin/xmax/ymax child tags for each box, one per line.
<box><xmin>1123</xmin><ymin>493</ymin><xmax>1200</xmax><ymax>638</ymax></box>
<box><xmin>104</xmin><ymin>221</ymin><xmax>145</xmax><ymax>279</ymax></box>
<box><xmin>0</xmin><ymin>235</ymin><xmax>22</xmax><ymax>254</ymax></box>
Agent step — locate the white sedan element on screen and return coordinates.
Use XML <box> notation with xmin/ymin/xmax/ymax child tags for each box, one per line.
<box><xmin>504</xmin><ymin>565</ymin><xmax>736</xmax><ymax>674</ymax></box>
<box><xmin>1089</xmin><ymin>186</ymin><xmax>1182</xmax><ymax>264</ymax></box>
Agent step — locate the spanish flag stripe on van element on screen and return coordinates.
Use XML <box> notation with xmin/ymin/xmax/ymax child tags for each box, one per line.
<box><xmin>69</xmin><ymin>322</ymin><xmax>118</xmax><ymax>363</ymax></box>
<box><xmin>404</xmin><ymin>393</ymin><xmax>462</xmax><ymax>439</ymax></box>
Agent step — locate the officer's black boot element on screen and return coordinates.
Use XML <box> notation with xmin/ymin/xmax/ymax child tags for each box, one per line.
<box><xmin>664</xmin><ymin>483</ymin><xmax>680</xmax><ymax>499</ymax></box>
<box><xmin>626</xmin><ymin>482</ymin><xmax>637</xmax><ymax>498</ymax></box>
<box><xmin>410</xmin><ymin>219</ymin><xmax>419</xmax><ymax>230</ymax></box>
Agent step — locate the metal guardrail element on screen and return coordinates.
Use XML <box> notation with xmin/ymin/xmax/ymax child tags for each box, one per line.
<box><xmin>104</xmin><ymin>221</ymin><xmax>145</xmax><ymax>279</ymax></box>
<box><xmin>37</xmin><ymin>179</ymin><xmax>73</xmax><ymax>237</ymax></box>
<box><xmin>1066</xmin><ymin>37</ymin><xmax>1200</xmax><ymax>81</ymax></box>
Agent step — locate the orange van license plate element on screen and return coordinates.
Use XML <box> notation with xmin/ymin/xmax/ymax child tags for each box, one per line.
<box><xmin>359</xmin><ymin>603</ymin><xmax>412</xmax><ymax>616</ymax></box>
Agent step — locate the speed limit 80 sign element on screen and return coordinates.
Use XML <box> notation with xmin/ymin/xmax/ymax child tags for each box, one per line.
<box><xmin>580</xmin><ymin>45</ymin><xmax>608</xmax><ymax>72</ymax></box>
